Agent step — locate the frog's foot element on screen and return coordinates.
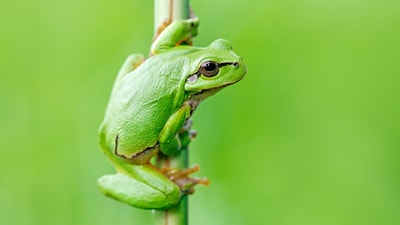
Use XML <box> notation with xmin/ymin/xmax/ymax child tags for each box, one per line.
<box><xmin>151</xmin><ymin>18</ymin><xmax>199</xmax><ymax>55</ymax></box>
<box><xmin>162</xmin><ymin>165</ymin><xmax>210</xmax><ymax>194</ymax></box>
<box><xmin>181</xmin><ymin>118</ymin><xmax>196</xmax><ymax>135</ymax></box>
<box><xmin>179</xmin><ymin>119</ymin><xmax>197</xmax><ymax>148</ymax></box>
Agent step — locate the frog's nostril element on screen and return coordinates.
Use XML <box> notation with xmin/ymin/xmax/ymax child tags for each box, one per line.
<box><xmin>233</xmin><ymin>62</ymin><xmax>239</xmax><ymax>67</ymax></box>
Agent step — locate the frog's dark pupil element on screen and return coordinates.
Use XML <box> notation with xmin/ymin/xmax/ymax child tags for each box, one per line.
<box><xmin>205</xmin><ymin>62</ymin><xmax>216</xmax><ymax>71</ymax></box>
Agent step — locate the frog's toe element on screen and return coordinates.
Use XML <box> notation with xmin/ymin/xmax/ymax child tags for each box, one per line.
<box><xmin>163</xmin><ymin>165</ymin><xmax>210</xmax><ymax>194</ymax></box>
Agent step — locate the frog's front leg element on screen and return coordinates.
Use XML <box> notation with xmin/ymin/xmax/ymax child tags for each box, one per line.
<box><xmin>98</xmin><ymin>164</ymin><xmax>181</xmax><ymax>209</ymax></box>
<box><xmin>151</xmin><ymin>18</ymin><xmax>199</xmax><ymax>55</ymax></box>
<box><xmin>159</xmin><ymin>102</ymin><xmax>192</xmax><ymax>155</ymax></box>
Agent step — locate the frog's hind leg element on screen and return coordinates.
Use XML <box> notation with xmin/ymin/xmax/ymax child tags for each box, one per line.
<box><xmin>97</xmin><ymin>165</ymin><xmax>181</xmax><ymax>209</ymax></box>
<box><xmin>115</xmin><ymin>54</ymin><xmax>145</xmax><ymax>82</ymax></box>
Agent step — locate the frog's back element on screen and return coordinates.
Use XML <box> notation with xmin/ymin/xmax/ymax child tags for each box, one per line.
<box><xmin>99</xmin><ymin>52</ymin><xmax>188</xmax><ymax>159</ymax></box>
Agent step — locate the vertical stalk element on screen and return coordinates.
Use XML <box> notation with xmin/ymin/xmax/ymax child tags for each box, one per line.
<box><xmin>153</xmin><ymin>1</ymin><xmax>191</xmax><ymax>225</ymax></box>
<box><xmin>154</xmin><ymin>149</ymin><xmax>189</xmax><ymax>225</ymax></box>
<box><xmin>154</xmin><ymin>0</ymin><xmax>190</xmax><ymax>36</ymax></box>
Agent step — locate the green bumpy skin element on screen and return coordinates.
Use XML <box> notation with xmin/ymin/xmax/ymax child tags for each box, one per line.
<box><xmin>98</xmin><ymin>18</ymin><xmax>246</xmax><ymax>209</ymax></box>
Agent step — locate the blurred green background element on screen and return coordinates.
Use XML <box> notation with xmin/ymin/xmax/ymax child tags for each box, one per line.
<box><xmin>1</xmin><ymin>0</ymin><xmax>399</xmax><ymax>224</ymax></box>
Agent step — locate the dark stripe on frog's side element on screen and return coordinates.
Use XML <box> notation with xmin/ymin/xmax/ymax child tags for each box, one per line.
<box><xmin>114</xmin><ymin>135</ymin><xmax>159</xmax><ymax>165</ymax></box>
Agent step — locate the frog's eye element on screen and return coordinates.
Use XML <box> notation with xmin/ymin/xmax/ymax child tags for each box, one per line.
<box><xmin>199</xmin><ymin>61</ymin><xmax>219</xmax><ymax>77</ymax></box>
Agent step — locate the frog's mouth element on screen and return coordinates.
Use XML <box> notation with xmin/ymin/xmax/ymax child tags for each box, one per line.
<box><xmin>192</xmin><ymin>79</ymin><xmax>242</xmax><ymax>98</ymax></box>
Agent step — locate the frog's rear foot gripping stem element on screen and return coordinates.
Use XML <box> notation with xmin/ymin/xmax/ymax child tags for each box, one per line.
<box><xmin>162</xmin><ymin>165</ymin><xmax>210</xmax><ymax>194</ymax></box>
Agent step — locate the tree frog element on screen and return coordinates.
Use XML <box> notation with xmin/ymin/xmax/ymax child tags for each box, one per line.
<box><xmin>98</xmin><ymin>18</ymin><xmax>246</xmax><ymax>209</ymax></box>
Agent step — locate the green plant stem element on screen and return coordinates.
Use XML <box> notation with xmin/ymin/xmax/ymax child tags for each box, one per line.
<box><xmin>154</xmin><ymin>149</ymin><xmax>189</xmax><ymax>225</ymax></box>
<box><xmin>154</xmin><ymin>0</ymin><xmax>190</xmax><ymax>35</ymax></box>
<box><xmin>153</xmin><ymin>1</ymin><xmax>191</xmax><ymax>225</ymax></box>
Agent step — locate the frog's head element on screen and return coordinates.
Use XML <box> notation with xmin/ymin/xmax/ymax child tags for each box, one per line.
<box><xmin>184</xmin><ymin>39</ymin><xmax>246</xmax><ymax>98</ymax></box>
